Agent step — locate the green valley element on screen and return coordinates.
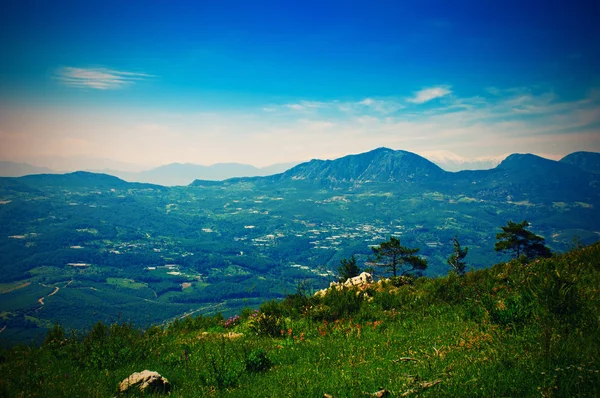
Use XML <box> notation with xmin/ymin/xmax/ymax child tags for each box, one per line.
<box><xmin>0</xmin><ymin>149</ymin><xmax>598</xmax><ymax>344</ymax></box>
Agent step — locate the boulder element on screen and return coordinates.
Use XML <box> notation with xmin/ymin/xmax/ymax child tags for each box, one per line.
<box><xmin>119</xmin><ymin>370</ymin><xmax>170</xmax><ymax>394</ymax></box>
<box><xmin>343</xmin><ymin>272</ymin><xmax>373</xmax><ymax>287</ymax></box>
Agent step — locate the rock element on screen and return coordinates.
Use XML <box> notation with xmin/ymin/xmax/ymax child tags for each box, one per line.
<box><xmin>314</xmin><ymin>273</ymin><xmax>374</xmax><ymax>297</ymax></box>
<box><xmin>119</xmin><ymin>370</ymin><xmax>170</xmax><ymax>394</ymax></box>
<box><xmin>343</xmin><ymin>272</ymin><xmax>373</xmax><ymax>287</ymax></box>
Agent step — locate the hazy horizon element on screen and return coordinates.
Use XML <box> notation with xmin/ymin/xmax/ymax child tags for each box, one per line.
<box><xmin>1</xmin><ymin>1</ymin><xmax>599</xmax><ymax>168</ymax></box>
<box><xmin>0</xmin><ymin>146</ymin><xmax>577</xmax><ymax>175</ymax></box>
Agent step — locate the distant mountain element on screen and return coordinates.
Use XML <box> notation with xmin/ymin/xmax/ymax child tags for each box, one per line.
<box><xmin>190</xmin><ymin>149</ymin><xmax>600</xmax><ymax>205</ymax></box>
<box><xmin>0</xmin><ymin>162</ymin><xmax>55</xmax><ymax>177</ymax></box>
<box><xmin>445</xmin><ymin>153</ymin><xmax>600</xmax><ymax>202</ymax></box>
<box><xmin>560</xmin><ymin>151</ymin><xmax>600</xmax><ymax>174</ymax></box>
<box><xmin>267</xmin><ymin>147</ymin><xmax>444</xmax><ymax>185</ymax></box>
<box><xmin>11</xmin><ymin>171</ymin><xmax>162</xmax><ymax>191</ymax></box>
<box><xmin>100</xmin><ymin>161</ymin><xmax>302</xmax><ymax>186</ymax></box>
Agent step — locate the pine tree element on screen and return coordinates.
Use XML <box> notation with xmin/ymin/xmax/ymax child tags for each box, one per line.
<box><xmin>447</xmin><ymin>236</ymin><xmax>468</xmax><ymax>275</ymax></box>
<box><xmin>494</xmin><ymin>220</ymin><xmax>551</xmax><ymax>260</ymax></box>
<box><xmin>337</xmin><ymin>255</ymin><xmax>361</xmax><ymax>282</ymax></box>
<box><xmin>371</xmin><ymin>237</ymin><xmax>427</xmax><ymax>277</ymax></box>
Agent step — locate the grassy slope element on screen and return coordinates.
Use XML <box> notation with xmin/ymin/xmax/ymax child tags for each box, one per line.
<box><xmin>1</xmin><ymin>244</ymin><xmax>599</xmax><ymax>397</ymax></box>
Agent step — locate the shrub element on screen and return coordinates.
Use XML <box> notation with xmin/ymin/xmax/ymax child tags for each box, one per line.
<box><xmin>248</xmin><ymin>313</ymin><xmax>284</xmax><ymax>337</ymax></box>
<box><xmin>481</xmin><ymin>292</ymin><xmax>533</xmax><ymax>329</ymax></box>
<box><xmin>245</xmin><ymin>348</ymin><xmax>272</xmax><ymax>372</ymax></box>
<box><xmin>43</xmin><ymin>323</ymin><xmax>65</xmax><ymax>347</ymax></box>
<box><xmin>389</xmin><ymin>275</ymin><xmax>413</xmax><ymax>288</ymax></box>
<box><xmin>316</xmin><ymin>287</ymin><xmax>364</xmax><ymax>322</ymax></box>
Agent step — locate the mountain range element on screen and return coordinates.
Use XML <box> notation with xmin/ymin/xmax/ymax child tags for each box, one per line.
<box><xmin>0</xmin><ymin>161</ymin><xmax>301</xmax><ymax>186</ymax></box>
<box><xmin>6</xmin><ymin>149</ymin><xmax>596</xmax><ymax>187</ymax></box>
<box><xmin>192</xmin><ymin>148</ymin><xmax>600</xmax><ymax>203</ymax></box>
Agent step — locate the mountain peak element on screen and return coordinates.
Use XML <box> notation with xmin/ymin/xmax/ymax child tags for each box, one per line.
<box><xmin>560</xmin><ymin>151</ymin><xmax>600</xmax><ymax>174</ymax></box>
<box><xmin>277</xmin><ymin>148</ymin><xmax>444</xmax><ymax>185</ymax></box>
<box><xmin>497</xmin><ymin>153</ymin><xmax>552</xmax><ymax>169</ymax></box>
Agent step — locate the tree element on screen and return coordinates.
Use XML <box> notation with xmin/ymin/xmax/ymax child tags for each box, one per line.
<box><xmin>447</xmin><ymin>236</ymin><xmax>468</xmax><ymax>275</ymax></box>
<box><xmin>494</xmin><ymin>220</ymin><xmax>551</xmax><ymax>260</ymax></box>
<box><xmin>337</xmin><ymin>255</ymin><xmax>360</xmax><ymax>282</ymax></box>
<box><xmin>371</xmin><ymin>236</ymin><xmax>427</xmax><ymax>277</ymax></box>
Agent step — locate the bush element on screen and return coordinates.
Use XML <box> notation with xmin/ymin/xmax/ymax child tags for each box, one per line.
<box><xmin>245</xmin><ymin>348</ymin><xmax>272</xmax><ymax>372</ymax></box>
<box><xmin>388</xmin><ymin>275</ymin><xmax>413</xmax><ymax>287</ymax></box>
<box><xmin>76</xmin><ymin>321</ymin><xmax>146</xmax><ymax>369</ymax></box>
<box><xmin>315</xmin><ymin>287</ymin><xmax>364</xmax><ymax>322</ymax></box>
<box><xmin>248</xmin><ymin>313</ymin><xmax>285</xmax><ymax>337</ymax></box>
<box><xmin>481</xmin><ymin>292</ymin><xmax>533</xmax><ymax>329</ymax></box>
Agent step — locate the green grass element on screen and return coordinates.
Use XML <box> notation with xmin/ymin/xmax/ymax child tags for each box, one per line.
<box><xmin>106</xmin><ymin>277</ymin><xmax>148</xmax><ymax>290</ymax></box>
<box><xmin>1</xmin><ymin>244</ymin><xmax>599</xmax><ymax>397</ymax></box>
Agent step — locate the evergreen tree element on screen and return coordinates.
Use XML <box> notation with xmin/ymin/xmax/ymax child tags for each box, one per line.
<box><xmin>337</xmin><ymin>255</ymin><xmax>360</xmax><ymax>282</ymax></box>
<box><xmin>447</xmin><ymin>236</ymin><xmax>468</xmax><ymax>275</ymax></box>
<box><xmin>495</xmin><ymin>220</ymin><xmax>551</xmax><ymax>260</ymax></box>
<box><xmin>371</xmin><ymin>237</ymin><xmax>427</xmax><ymax>277</ymax></box>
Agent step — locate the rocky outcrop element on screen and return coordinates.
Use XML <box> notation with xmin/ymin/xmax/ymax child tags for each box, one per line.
<box><xmin>344</xmin><ymin>272</ymin><xmax>373</xmax><ymax>287</ymax></box>
<box><xmin>119</xmin><ymin>370</ymin><xmax>170</xmax><ymax>394</ymax></box>
<box><xmin>314</xmin><ymin>272</ymin><xmax>373</xmax><ymax>297</ymax></box>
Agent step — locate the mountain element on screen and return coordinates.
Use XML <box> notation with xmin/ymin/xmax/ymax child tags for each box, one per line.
<box><xmin>191</xmin><ymin>149</ymin><xmax>600</xmax><ymax>205</ymax></box>
<box><xmin>0</xmin><ymin>162</ymin><xmax>55</xmax><ymax>177</ymax></box>
<box><xmin>99</xmin><ymin>162</ymin><xmax>302</xmax><ymax>186</ymax></box>
<box><xmin>214</xmin><ymin>147</ymin><xmax>445</xmax><ymax>187</ymax></box>
<box><xmin>560</xmin><ymin>151</ymin><xmax>600</xmax><ymax>174</ymax></box>
<box><xmin>446</xmin><ymin>153</ymin><xmax>600</xmax><ymax>202</ymax></box>
<box><xmin>11</xmin><ymin>171</ymin><xmax>162</xmax><ymax>190</ymax></box>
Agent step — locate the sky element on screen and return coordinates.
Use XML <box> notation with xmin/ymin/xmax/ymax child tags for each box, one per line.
<box><xmin>1</xmin><ymin>0</ymin><xmax>599</xmax><ymax>170</ymax></box>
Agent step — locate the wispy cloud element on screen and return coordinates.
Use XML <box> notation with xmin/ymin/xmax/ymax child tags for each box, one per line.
<box><xmin>407</xmin><ymin>86</ymin><xmax>452</xmax><ymax>104</ymax></box>
<box><xmin>56</xmin><ymin>67</ymin><xmax>152</xmax><ymax>90</ymax></box>
<box><xmin>272</xmin><ymin>98</ymin><xmax>404</xmax><ymax>115</ymax></box>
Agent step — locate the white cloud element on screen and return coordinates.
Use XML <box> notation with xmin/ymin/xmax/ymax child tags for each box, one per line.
<box><xmin>407</xmin><ymin>86</ymin><xmax>452</xmax><ymax>104</ymax></box>
<box><xmin>56</xmin><ymin>67</ymin><xmax>152</xmax><ymax>90</ymax></box>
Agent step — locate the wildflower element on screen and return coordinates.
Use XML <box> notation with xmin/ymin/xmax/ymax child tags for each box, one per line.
<box><xmin>287</xmin><ymin>328</ymin><xmax>293</xmax><ymax>336</ymax></box>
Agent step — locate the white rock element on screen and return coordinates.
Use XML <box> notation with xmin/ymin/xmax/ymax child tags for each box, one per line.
<box><xmin>119</xmin><ymin>370</ymin><xmax>170</xmax><ymax>393</ymax></box>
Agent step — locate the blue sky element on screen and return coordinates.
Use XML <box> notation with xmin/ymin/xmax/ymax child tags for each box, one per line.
<box><xmin>1</xmin><ymin>0</ymin><xmax>599</xmax><ymax>169</ymax></box>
